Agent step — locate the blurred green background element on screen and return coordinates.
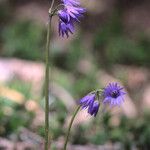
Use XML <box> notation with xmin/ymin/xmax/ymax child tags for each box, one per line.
<box><xmin>0</xmin><ymin>0</ymin><xmax>150</xmax><ymax>149</ymax></box>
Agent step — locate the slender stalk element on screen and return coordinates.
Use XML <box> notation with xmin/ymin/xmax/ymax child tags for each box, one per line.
<box><xmin>44</xmin><ymin>1</ymin><xmax>55</xmax><ymax>149</ymax></box>
<box><xmin>45</xmin><ymin>17</ymin><xmax>51</xmax><ymax>150</ymax></box>
<box><xmin>49</xmin><ymin>0</ymin><xmax>55</xmax><ymax>13</ymax></box>
<box><xmin>63</xmin><ymin>106</ymin><xmax>81</xmax><ymax>150</ymax></box>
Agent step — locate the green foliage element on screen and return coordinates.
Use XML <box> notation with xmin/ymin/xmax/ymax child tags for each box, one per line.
<box><xmin>52</xmin><ymin>38</ymin><xmax>85</xmax><ymax>71</ymax></box>
<box><xmin>105</xmin><ymin>37</ymin><xmax>150</xmax><ymax>65</ymax></box>
<box><xmin>0</xmin><ymin>97</ymin><xmax>33</xmax><ymax>136</ymax></box>
<box><xmin>73</xmin><ymin>74</ymin><xmax>98</xmax><ymax>97</ymax></box>
<box><xmin>53</xmin><ymin>69</ymin><xmax>73</xmax><ymax>94</ymax></box>
<box><xmin>69</xmin><ymin>112</ymin><xmax>150</xmax><ymax>149</ymax></box>
<box><xmin>95</xmin><ymin>113</ymin><xmax>150</xmax><ymax>149</ymax></box>
<box><xmin>93</xmin><ymin>12</ymin><xmax>150</xmax><ymax>67</ymax></box>
<box><xmin>49</xmin><ymin>99</ymin><xmax>67</xmax><ymax>139</ymax></box>
<box><xmin>8</xmin><ymin>79</ymin><xmax>32</xmax><ymax>99</ymax></box>
<box><xmin>0</xmin><ymin>80</ymin><xmax>34</xmax><ymax>137</ymax></box>
<box><xmin>65</xmin><ymin>39</ymin><xmax>84</xmax><ymax>71</ymax></box>
<box><xmin>1</xmin><ymin>20</ymin><xmax>45</xmax><ymax>60</ymax></box>
<box><xmin>72</xmin><ymin>125</ymin><xmax>88</xmax><ymax>145</ymax></box>
<box><xmin>94</xmin><ymin>11</ymin><xmax>123</xmax><ymax>51</ymax></box>
<box><xmin>89</xmin><ymin>130</ymin><xmax>108</xmax><ymax>145</ymax></box>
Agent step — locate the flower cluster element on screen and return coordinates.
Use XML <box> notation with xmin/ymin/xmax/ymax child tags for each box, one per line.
<box><xmin>79</xmin><ymin>83</ymin><xmax>126</xmax><ymax>117</ymax></box>
<box><xmin>58</xmin><ymin>0</ymin><xmax>85</xmax><ymax>37</ymax></box>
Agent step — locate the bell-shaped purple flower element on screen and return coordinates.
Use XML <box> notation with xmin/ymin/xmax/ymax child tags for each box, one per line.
<box><xmin>65</xmin><ymin>5</ymin><xmax>86</xmax><ymax>22</ymax></box>
<box><xmin>58</xmin><ymin>0</ymin><xmax>86</xmax><ymax>37</ymax></box>
<box><xmin>79</xmin><ymin>94</ymin><xmax>100</xmax><ymax>117</ymax></box>
<box><xmin>79</xmin><ymin>94</ymin><xmax>95</xmax><ymax>109</ymax></box>
<box><xmin>88</xmin><ymin>100</ymin><xmax>100</xmax><ymax>117</ymax></box>
<box><xmin>58</xmin><ymin>9</ymin><xmax>70</xmax><ymax>23</ymax></box>
<box><xmin>103</xmin><ymin>82</ymin><xmax>126</xmax><ymax>106</ymax></box>
<box><xmin>58</xmin><ymin>21</ymin><xmax>74</xmax><ymax>37</ymax></box>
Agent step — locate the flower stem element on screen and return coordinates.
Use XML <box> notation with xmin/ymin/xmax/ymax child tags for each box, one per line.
<box><xmin>44</xmin><ymin>1</ymin><xmax>55</xmax><ymax>149</ymax></box>
<box><xmin>44</xmin><ymin>17</ymin><xmax>51</xmax><ymax>150</ymax></box>
<box><xmin>63</xmin><ymin>105</ymin><xmax>81</xmax><ymax>150</ymax></box>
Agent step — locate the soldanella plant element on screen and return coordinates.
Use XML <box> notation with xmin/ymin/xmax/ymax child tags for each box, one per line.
<box><xmin>44</xmin><ymin>0</ymin><xmax>126</xmax><ymax>150</ymax></box>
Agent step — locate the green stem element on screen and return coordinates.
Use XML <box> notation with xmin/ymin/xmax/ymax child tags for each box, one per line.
<box><xmin>44</xmin><ymin>1</ymin><xmax>55</xmax><ymax>149</ymax></box>
<box><xmin>45</xmin><ymin>17</ymin><xmax>51</xmax><ymax>150</ymax></box>
<box><xmin>49</xmin><ymin>0</ymin><xmax>55</xmax><ymax>13</ymax></box>
<box><xmin>63</xmin><ymin>105</ymin><xmax>81</xmax><ymax>150</ymax></box>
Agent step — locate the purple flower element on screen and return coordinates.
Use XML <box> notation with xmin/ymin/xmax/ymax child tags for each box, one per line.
<box><xmin>59</xmin><ymin>21</ymin><xmax>74</xmax><ymax>37</ymax></box>
<box><xmin>62</xmin><ymin>0</ymin><xmax>80</xmax><ymax>6</ymax></box>
<box><xmin>58</xmin><ymin>0</ymin><xmax>85</xmax><ymax>37</ymax></box>
<box><xmin>58</xmin><ymin>10</ymin><xmax>70</xmax><ymax>23</ymax></box>
<box><xmin>103</xmin><ymin>83</ymin><xmax>126</xmax><ymax>106</ymax></box>
<box><xmin>88</xmin><ymin>100</ymin><xmax>100</xmax><ymax>117</ymax></box>
<box><xmin>79</xmin><ymin>94</ymin><xmax>100</xmax><ymax>117</ymax></box>
<box><xmin>80</xmin><ymin>94</ymin><xmax>95</xmax><ymax>108</ymax></box>
<box><xmin>65</xmin><ymin>5</ymin><xmax>85</xmax><ymax>22</ymax></box>
<box><xmin>61</xmin><ymin>0</ymin><xmax>85</xmax><ymax>22</ymax></box>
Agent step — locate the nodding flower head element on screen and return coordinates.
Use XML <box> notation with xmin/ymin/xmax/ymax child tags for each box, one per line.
<box><xmin>79</xmin><ymin>93</ymin><xmax>100</xmax><ymax>117</ymax></box>
<box><xmin>88</xmin><ymin>100</ymin><xmax>100</xmax><ymax>117</ymax></box>
<box><xmin>64</xmin><ymin>5</ymin><xmax>86</xmax><ymax>22</ymax></box>
<box><xmin>58</xmin><ymin>9</ymin><xmax>70</xmax><ymax>23</ymax></box>
<box><xmin>59</xmin><ymin>21</ymin><xmax>74</xmax><ymax>37</ymax></box>
<box><xmin>58</xmin><ymin>0</ymin><xmax>85</xmax><ymax>37</ymax></box>
<box><xmin>103</xmin><ymin>82</ymin><xmax>126</xmax><ymax>106</ymax></box>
